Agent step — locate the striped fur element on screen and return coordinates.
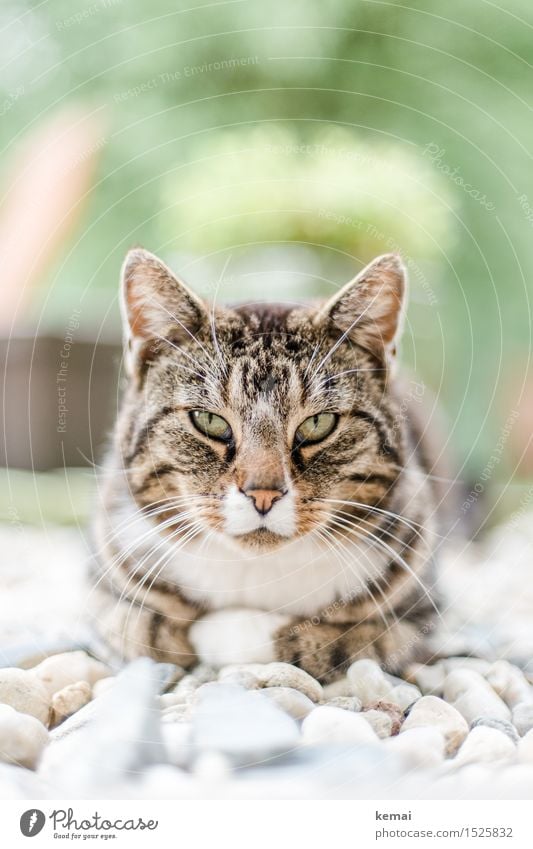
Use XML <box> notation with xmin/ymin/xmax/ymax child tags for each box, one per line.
<box><xmin>89</xmin><ymin>249</ymin><xmax>445</xmax><ymax>682</ymax></box>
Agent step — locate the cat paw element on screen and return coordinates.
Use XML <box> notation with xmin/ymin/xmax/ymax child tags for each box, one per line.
<box><xmin>189</xmin><ymin>608</ymin><xmax>291</xmax><ymax>667</ymax></box>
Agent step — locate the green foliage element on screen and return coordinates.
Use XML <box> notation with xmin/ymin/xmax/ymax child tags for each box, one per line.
<box><xmin>159</xmin><ymin>124</ymin><xmax>454</xmax><ymax>260</ymax></box>
<box><xmin>1</xmin><ymin>0</ymin><xmax>532</xmax><ymax>474</ymax></box>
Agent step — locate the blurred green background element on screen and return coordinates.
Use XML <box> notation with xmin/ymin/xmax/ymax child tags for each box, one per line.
<box><xmin>1</xmin><ymin>0</ymin><xmax>532</xmax><ymax>525</ymax></box>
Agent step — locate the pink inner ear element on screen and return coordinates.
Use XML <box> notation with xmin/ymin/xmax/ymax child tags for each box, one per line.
<box><xmin>126</xmin><ymin>284</ymin><xmax>151</xmax><ymax>339</ymax></box>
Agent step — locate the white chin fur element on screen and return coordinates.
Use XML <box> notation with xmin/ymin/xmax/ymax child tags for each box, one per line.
<box><xmin>222</xmin><ymin>484</ymin><xmax>296</xmax><ymax>538</ymax></box>
<box><xmin>189</xmin><ymin>608</ymin><xmax>291</xmax><ymax>666</ymax></box>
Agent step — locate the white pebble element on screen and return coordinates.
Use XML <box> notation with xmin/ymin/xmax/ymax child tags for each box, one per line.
<box><xmin>388</xmin><ymin>684</ymin><xmax>422</xmax><ymax>711</ymax></box>
<box><xmin>325</xmin><ymin>696</ymin><xmax>362</xmax><ymax>712</ymax></box>
<box><xmin>444</xmin><ymin>670</ymin><xmax>511</xmax><ymax>723</ymax></box>
<box><xmin>302</xmin><ymin>705</ymin><xmax>379</xmax><ymax>745</ymax></box>
<box><xmin>222</xmin><ymin>662</ymin><xmax>323</xmax><ymax>702</ymax></box>
<box><xmin>251</xmin><ymin>687</ymin><xmax>315</xmax><ymax>720</ymax></box>
<box><xmin>253</xmin><ymin>662</ymin><xmax>324</xmax><ymax>702</ymax></box>
<box><xmin>92</xmin><ymin>677</ymin><xmax>116</xmax><ymax>698</ymax></box>
<box><xmin>518</xmin><ymin>729</ymin><xmax>533</xmax><ymax>762</ymax></box>
<box><xmin>346</xmin><ymin>659</ymin><xmax>392</xmax><ymax>705</ymax></box>
<box><xmin>0</xmin><ymin>704</ymin><xmax>49</xmax><ymax>769</ymax></box>
<box><xmin>50</xmin><ymin>681</ymin><xmax>91</xmax><ymax>726</ymax></box>
<box><xmin>486</xmin><ymin>661</ymin><xmax>533</xmax><ymax>708</ymax></box>
<box><xmin>454</xmin><ymin>726</ymin><xmax>516</xmax><ymax>766</ymax></box>
<box><xmin>218</xmin><ymin>667</ymin><xmax>259</xmax><ymax>690</ymax></box>
<box><xmin>386</xmin><ymin>727</ymin><xmax>446</xmax><ymax>767</ymax></box>
<box><xmin>406</xmin><ymin>663</ymin><xmax>445</xmax><ymax>695</ymax></box>
<box><xmin>33</xmin><ymin>652</ymin><xmax>110</xmax><ymax>697</ymax></box>
<box><xmin>322</xmin><ymin>678</ymin><xmax>354</xmax><ymax>699</ymax></box>
<box><xmin>443</xmin><ymin>657</ymin><xmax>492</xmax><ymax>676</ymax></box>
<box><xmin>161</xmin><ymin>704</ymin><xmax>191</xmax><ymax>723</ymax></box>
<box><xmin>193</xmin><ymin>751</ymin><xmax>232</xmax><ymax>780</ymax></box>
<box><xmin>361</xmin><ymin>709</ymin><xmax>393</xmax><ymax>739</ymax></box>
<box><xmin>161</xmin><ymin>722</ymin><xmax>193</xmax><ymax>768</ymax></box>
<box><xmin>172</xmin><ymin>675</ymin><xmax>201</xmax><ymax>699</ymax></box>
<box><xmin>512</xmin><ymin>702</ymin><xmax>533</xmax><ymax>737</ymax></box>
<box><xmin>159</xmin><ymin>691</ymin><xmax>190</xmax><ymax>710</ymax></box>
<box><xmin>0</xmin><ymin>668</ymin><xmax>50</xmax><ymax>725</ymax></box>
<box><xmin>401</xmin><ymin>695</ymin><xmax>468</xmax><ymax>754</ymax></box>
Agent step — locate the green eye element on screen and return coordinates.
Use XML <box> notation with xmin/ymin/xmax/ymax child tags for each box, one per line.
<box><xmin>190</xmin><ymin>410</ymin><xmax>232</xmax><ymax>442</ymax></box>
<box><xmin>295</xmin><ymin>413</ymin><xmax>338</xmax><ymax>446</ymax></box>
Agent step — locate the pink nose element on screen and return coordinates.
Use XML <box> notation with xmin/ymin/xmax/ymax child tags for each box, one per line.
<box><xmin>243</xmin><ymin>488</ymin><xmax>285</xmax><ymax>515</ymax></box>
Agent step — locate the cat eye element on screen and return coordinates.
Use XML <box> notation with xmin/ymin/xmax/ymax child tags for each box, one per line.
<box><xmin>190</xmin><ymin>410</ymin><xmax>232</xmax><ymax>442</ymax></box>
<box><xmin>294</xmin><ymin>413</ymin><xmax>338</xmax><ymax>446</ymax></box>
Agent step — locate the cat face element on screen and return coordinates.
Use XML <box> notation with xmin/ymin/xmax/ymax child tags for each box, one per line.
<box><xmin>118</xmin><ymin>249</ymin><xmax>406</xmax><ymax>551</ymax></box>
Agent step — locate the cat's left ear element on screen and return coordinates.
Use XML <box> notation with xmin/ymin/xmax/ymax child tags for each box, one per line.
<box><xmin>314</xmin><ymin>253</ymin><xmax>406</xmax><ymax>361</ymax></box>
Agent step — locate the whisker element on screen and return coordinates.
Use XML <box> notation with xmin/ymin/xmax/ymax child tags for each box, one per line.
<box><xmin>326</xmin><ymin>515</ymin><xmax>441</xmax><ymax>621</ymax></box>
<box><xmin>315</xmin><ymin>526</ymin><xmax>397</xmax><ymax>632</ymax></box>
<box><xmin>330</xmin><ymin>507</ymin><xmax>433</xmax><ymax>559</ymax></box>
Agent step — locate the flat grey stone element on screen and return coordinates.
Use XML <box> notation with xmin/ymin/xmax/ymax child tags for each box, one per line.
<box><xmin>192</xmin><ymin>683</ymin><xmax>299</xmax><ymax>765</ymax></box>
<box><xmin>40</xmin><ymin>658</ymin><xmax>167</xmax><ymax>791</ymax></box>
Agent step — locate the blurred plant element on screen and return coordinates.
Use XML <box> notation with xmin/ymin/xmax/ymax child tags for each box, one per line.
<box><xmin>159</xmin><ymin>125</ymin><xmax>454</xmax><ymax>264</ymax></box>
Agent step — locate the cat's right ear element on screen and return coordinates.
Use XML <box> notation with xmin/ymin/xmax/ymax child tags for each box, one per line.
<box><xmin>120</xmin><ymin>248</ymin><xmax>208</xmax><ymax>371</ymax></box>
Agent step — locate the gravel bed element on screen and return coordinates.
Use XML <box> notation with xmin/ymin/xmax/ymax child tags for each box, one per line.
<box><xmin>0</xmin><ymin>513</ymin><xmax>533</xmax><ymax>799</ymax></box>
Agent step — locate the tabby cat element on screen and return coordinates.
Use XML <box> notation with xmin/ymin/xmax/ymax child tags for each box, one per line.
<box><xmin>90</xmin><ymin>248</ymin><xmax>443</xmax><ymax>682</ymax></box>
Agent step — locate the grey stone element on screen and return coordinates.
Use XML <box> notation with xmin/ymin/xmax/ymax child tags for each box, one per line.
<box><xmin>193</xmin><ymin>683</ymin><xmax>299</xmax><ymax>764</ymax></box>
<box><xmin>471</xmin><ymin>716</ymin><xmax>519</xmax><ymax>744</ymax></box>
<box><xmin>39</xmin><ymin>658</ymin><xmax>167</xmax><ymax>790</ymax></box>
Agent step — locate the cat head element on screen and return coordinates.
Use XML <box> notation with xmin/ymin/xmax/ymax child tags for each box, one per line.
<box><xmin>117</xmin><ymin>248</ymin><xmax>407</xmax><ymax>550</ymax></box>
